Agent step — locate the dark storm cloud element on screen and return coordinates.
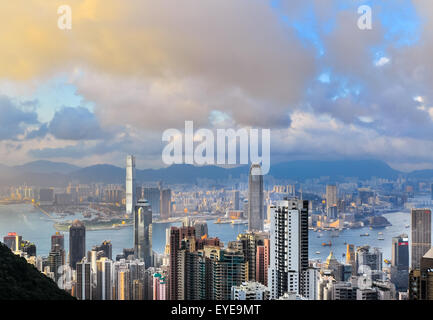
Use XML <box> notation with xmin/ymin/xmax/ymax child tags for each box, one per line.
<box><xmin>0</xmin><ymin>95</ymin><xmax>39</xmax><ymax>140</ymax></box>
<box><xmin>26</xmin><ymin>107</ymin><xmax>112</xmax><ymax>141</ymax></box>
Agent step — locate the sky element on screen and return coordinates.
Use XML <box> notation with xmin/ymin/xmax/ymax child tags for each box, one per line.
<box><xmin>1</xmin><ymin>0</ymin><xmax>433</xmax><ymax>172</ymax></box>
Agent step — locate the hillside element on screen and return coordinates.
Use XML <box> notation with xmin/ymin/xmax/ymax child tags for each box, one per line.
<box><xmin>0</xmin><ymin>242</ymin><xmax>75</xmax><ymax>300</ymax></box>
<box><xmin>0</xmin><ymin>159</ymin><xmax>409</xmax><ymax>186</ymax></box>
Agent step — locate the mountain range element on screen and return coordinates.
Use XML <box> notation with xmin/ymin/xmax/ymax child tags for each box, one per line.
<box><xmin>0</xmin><ymin>159</ymin><xmax>431</xmax><ymax>187</ymax></box>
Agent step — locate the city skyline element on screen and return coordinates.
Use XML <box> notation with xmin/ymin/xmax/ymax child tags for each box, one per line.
<box><xmin>3</xmin><ymin>0</ymin><xmax>433</xmax><ymax>306</ymax></box>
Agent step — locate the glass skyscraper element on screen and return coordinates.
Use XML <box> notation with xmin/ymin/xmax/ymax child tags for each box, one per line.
<box><xmin>248</xmin><ymin>163</ymin><xmax>264</xmax><ymax>232</ymax></box>
<box><xmin>134</xmin><ymin>199</ymin><xmax>153</xmax><ymax>268</ymax></box>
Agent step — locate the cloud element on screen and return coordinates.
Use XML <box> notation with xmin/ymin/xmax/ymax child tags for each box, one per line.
<box><xmin>47</xmin><ymin>107</ymin><xmax>109</xmax><ymax>140</ymax></box>
<box><xmin>0</xmin><ymin>95</ymin><xmax>39</xmax><ymax>140</ymax></box>
<box><xmin>3</xmin><ymin>0</ymin><xmax>433</xmax><ymax>171</ymax></box>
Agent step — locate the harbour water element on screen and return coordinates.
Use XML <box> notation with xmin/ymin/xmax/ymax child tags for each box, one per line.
<box><xmin>0</xmin><ymin>202</ymin><xmax>426</xmax><ymax>263</ymax></box>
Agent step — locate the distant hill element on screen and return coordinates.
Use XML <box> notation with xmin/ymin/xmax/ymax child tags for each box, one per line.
<box><xmin>408</xmin><ymin>169</ymin><xmax>433</xmax><ymax>179</ymax></box>
<box><xmin>0</xmin><ymin>242</ymin><xmax>75</xmax><ymax>300</ymax></box>
<box><xmin>13</xmin><ymin>160</ymin><xmax>81</xmax><ymax>174</ymax></box>
<box><xmin>269</xmin><ymin>159</ymin><xmax>401</xmax><ymax>180</ymax></box>
<box><xmin>0</xmin><ymin>159</ymin><xmax>415</xmax><ymax>186</ymax></box>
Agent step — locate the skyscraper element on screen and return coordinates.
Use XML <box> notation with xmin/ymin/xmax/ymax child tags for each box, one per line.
<box><xmin>409</xmin><ymin>247</ymin><xmax>433</xmax><ymax>300</ymax></box>
<box><xmin>126</xmin><ymin>155</ymin><xmax>136</xmax><ymax>215</ymax></box>
<box><xmin>142</xmin><ymin>187</ymin><xmax>161</xmax><ymax>214</ymax></box>
<box><xmin>92</xmin><ymin>240</ymin><xmax>112</xmax><ymax>260</ymax></box>
<box><xmin>391</xmin><ymin>234</ymin><xmax>409</xmax><ymax>292</ymax></box>
<box><xmin>134</xmin><ymin>199</ymin><xmax>153</xmax><ymax>268</ymax></box>
<box><xmin>160</xmin><ymin>188</ymin><xmax>171</xmax><ymax>220</ymax></box>
<box><xmin>233</xmin><ymin>190</ymin><xmax>240</xmax><ymax>210</ymax></box>
<box><xmin>76</xmin><ymin>258</ymin><xmax>92</xmax><ymax>300</ymax></box>
<box><xmin>326</xmin><ymin>185</ymin><xmax>337</xmax><ymax>217</ymax></box>
<box><xmin>256</xmin><ymin>238</ymin><xmax>270</xmax><ymax>286</ymax></box>
<box><xmin>236</xmin><ymin>232</ymin><xmax>268</xmax><ymax>282</ymax></box>
<box><xmin>48</xmin><ymin>243</ymin><xmax>65</xmax><ymax>283</ymax></box>
<box><xmin>411</xmin><ymin>208</ymin><xmax>431</xmax><ymax>269</ymax></box>
<box><xmin>51</xmin><ymin>232</ymin><xmax>64</xmax><ymax>251</ymax></box>
<box><xmin>69</xmin><ymin>220</ymin><xmax>86</xmax><ymax>270</ymax></box>
<box><xmin>3</xmin><ymin>232</ymin><xmax>22</xmax><ymax>252</ymax></box>
<box><xmin>268</xmin><ymin>199</ymin><xmax>309</xmax><ymax>299</ymax></box>
<box><xmin>248</xmin><ymin>164</ymin><xmax>264</xmax><ymax>232</ymax></box>
<box><xmin>346</xmin><ymin>244</ymin><xmax>356</xmax><ymax>275</ymax></box>
<box><xmin>96</xmin><ymin>257</ymin><xmax>113</xmax><ymax>300</ymax></box>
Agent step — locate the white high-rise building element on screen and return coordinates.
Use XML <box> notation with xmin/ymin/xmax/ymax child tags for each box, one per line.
<box><xmin>126</xmin><ymin>155</ymin><xmax>136</xmax><ymax>215</ymax></box>
<box><xmin>248</xmin><ymin>164</ymin><xmax>264</xmax><ymax>232</ymax></box>
<box><xmin>268</xmin><ymin>199</ymin><xmax>309</xmax><ymax>299</ymax></box>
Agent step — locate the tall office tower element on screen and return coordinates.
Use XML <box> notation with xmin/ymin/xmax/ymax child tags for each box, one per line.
<box><xmin>169</xmin><ymin>227</ymin><xmax>181</xmax><ymax>300</ymax></box>
<box><xmin>76</xmin><ymin>258</ymin><xmax>93</xmax><ymax>300</ymax></box>
<box><xmin>126</xmin><ymin>155</ymin><xmax>136</xmax><ymax>215</ymax></box>
<box><xmin>117</xmin><ymin>268</ymin><xmax>131</xmax><ymax>300</ymax></box>
<box><xmin>256</xmin><ymin>238</ymin><xmax>270</xmax><ymax>286</ymax></box>
<box><xmin>233</xmin><ymin>190</ymin><xmax>240</xmax><ymax>210</ymax></box>
<box><xmin>69</xmin><ymin>220</ymin><xmax>86</xmax><ymax>270</ymax></box>
<box><xmin>326</xmin><ymin>184</ymin><xmax>338</xmax><ymax>216</ymax></box>
<box><xmin>346</xmin><ymin>244</ymin><xmax>356</xmax><ymax>274</ymax></box>
<box><xmin>248</xmin><ymin>164</ymin><xmax>264</xmax><ymax>232</ymax></box>
<box><xmin>3</xmin><ymin>232</ymin><xmax>22</xmax><ymax>252</ymax></box>
<box><xmin>96</xmin><ymin>258</ymin><xmax>113</xmax><ymax>300</ymax></box>
<box><xmin>134</xmin><ymin>199</ymin><xmax>153</xmax><ymax>267</ymax></box>
<box><xmin>391</xmin><ymin>234</ymin><xmax>409</xmax><ymax>292</ymax></box>
<box><xmin>48</xmin><ymin>244</ymin><xmax>65</xmax><ymax>283</ymax></box>
<box><xmin>268</xmin><ymin>199</ymin><xmax>309</xmax><ymax>299</ymax></box>
<box><xmin>231</xmin><ymin>282</ymin><xmax>270</xmax><ymax>300</ymax></box>
<box><xmin>409</xmin><ymin>247</ymin><xmax>433</xmax><ymax>300</ymax></box>
<box><xmin>51</xmin><ymin>232</ymin><xmax>64</xmax><ymax>251</ymax></box>
<box><xmin>160</xmin><ymin>188</ymin><xmax>172</xmax><ymax>220</ymax></box>
<box><xmin>129</xmin><ymin>259</ymin><xmax>146</xmax><ymax>300</ymax></box>
<box><xmin>142</xmin><ymin>187</ymin><xmax>161</xmax><ymax>214</ymax></box>
<box><xmin>411</xmin><ymin>208</ymin><xmax>432</xmax><ymax>269</ymax></box>
<box><xmin>168</xmin><ymin>226</ymin><xmax>197</xmax><ymax>300</ymax></box>
<box><xmin>92</xmin><ymin>240</ymin><xmax>112</xmax><ymax>260</ymax></box>
<box><xmin>193</xmin><ymin>220</ymin><xmax>208</xmax><ymax>239</ymax></box>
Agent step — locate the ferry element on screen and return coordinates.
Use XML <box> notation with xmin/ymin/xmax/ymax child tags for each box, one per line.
<box><xmin>322</xmin><ymin>241</ymin><xmax>332</xmax><ymax>247</ymax></box>
<box><xmin>360</xmin><ymin>233</ymin><xmax>370</xmax><ymax>237</ymax></box>
<box><xmin>315</xmin><ymin>251</ymin><xmax>321</xmax><ymax>254</ymax></box>
<box><xmin>231</xmin><ymin>220</ymin><xmax>247</xmax><ymax>225</ymax></box>
<box><xmin>378</xmin><ymin>237</ymin><xmax>385</xmax><ymax>240</ymax></box>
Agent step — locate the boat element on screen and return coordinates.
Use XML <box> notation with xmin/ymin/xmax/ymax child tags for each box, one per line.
<box><xmin>315</xmin><ymin>251</ymin><xmax>321</xmax><ymax>254</ymax></box>
<box><xmin>378</xmin><ymin>232</ymin><xmax>383</xmax><ymax>235</ymax></box>
<box><xmin>405</xmin><ymin>224</ymin><xmax>410</xmax><ymax>228</ymax></box>
<box><xmin>378</xmin><ymin>237</ymin><xmax>385</xmax><ymax>240</ymax></box>
<box><xmin>231</xmin><ymin>220</ymin><xmax>247</xmax><ymax>225</ymax></box>
<box><xmin>360</xmin><ymin>233</ymin><xmax>369</xmax><ymax>237</ymax></box>
<box><xmin>322</xmin><ymin>241</ymin><xmax>332</xmax><ymax>247</ymax></box>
